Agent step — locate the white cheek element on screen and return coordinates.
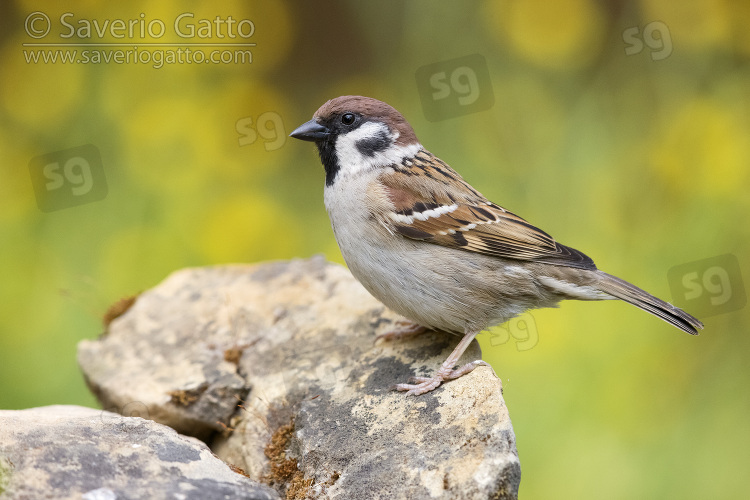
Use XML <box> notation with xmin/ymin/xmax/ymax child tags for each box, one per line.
<box><xmin>334</xmin><ymin>122</ymin><xmax>421</xmax><ymax>178</ymax></box>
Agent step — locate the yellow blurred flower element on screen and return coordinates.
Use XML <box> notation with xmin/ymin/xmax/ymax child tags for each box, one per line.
<box><xmin>483</xmin><ymin>0</ymin><xmax>606</xmax><ymax>70</ymax></box>
<box><xmin>197</xmin><ymin>193</ymin><xmax>301</xmax><ymax>264</ymax></box>
<box><xmin>120</xmin><ymin>94</ymin><xmax>225</xmax><ymax>194</ymax></box>
<box><xmin>649</xmin><ymin>98</ymin><xmax>749</xmax><ymax>196</ymax></box>
<box><xmin>0</xmin><ymin>37</ymin><xmax>85</xmax><ymax>128</ymax></box>
<box><xmin>639</xmin><ymin>0</ymin><xmax>731</xmax><ymax>51</ymax></box>
<box><xmin>117</xmin><ymin>77</ymin><xmax>292</xmax><ymax>193</ymax></box>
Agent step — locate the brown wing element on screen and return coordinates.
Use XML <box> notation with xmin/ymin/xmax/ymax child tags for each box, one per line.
<box><xmin>379</xmin><ymin>150</ymin><xmax>596</xmax><ymax>270</ymax></box>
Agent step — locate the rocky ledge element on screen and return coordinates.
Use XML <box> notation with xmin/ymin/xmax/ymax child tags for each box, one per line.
<box><xmin>0</xmin><ymin>405</ymin><xmax>278</xmax><ymax>500</ymax></box>
<box><xmin>2</xmin><ymin>257</ymin><xmax>520</xmax><ymax>499</ymax></box>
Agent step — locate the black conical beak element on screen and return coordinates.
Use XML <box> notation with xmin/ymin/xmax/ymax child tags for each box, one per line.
<box><xmin>289</xmin><ymin>119</ymin><xmax>330</xmax><ymax>142</ymax></box>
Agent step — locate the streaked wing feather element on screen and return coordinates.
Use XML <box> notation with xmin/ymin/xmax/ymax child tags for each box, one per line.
<box><xmin>380</xmin><ymin>151</ymin><xmax>596</xmax><ymax>270</ymax></box>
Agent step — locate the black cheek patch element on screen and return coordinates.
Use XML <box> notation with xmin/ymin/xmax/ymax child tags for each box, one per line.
<box><xmin>355</xmin><ymin>129</ymin><xmax>392</xmax><ymax>157</ymax></box>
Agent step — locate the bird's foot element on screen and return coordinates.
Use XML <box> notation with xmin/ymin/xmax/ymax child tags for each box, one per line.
<box><xmin>393</xmin><ymin>360</ymin><xmax>489</xmax><ymax>396</ymax></box>
<box><xmin>375</xmin><ymin>320</ymin><xmax>427</xmax><ymax>343</ymax></box>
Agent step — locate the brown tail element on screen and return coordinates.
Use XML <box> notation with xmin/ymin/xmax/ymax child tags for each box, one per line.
<box><xmin>597</xmin><ymin>271</ymin><xmax>703</xmax><ymax>335</ymax></box>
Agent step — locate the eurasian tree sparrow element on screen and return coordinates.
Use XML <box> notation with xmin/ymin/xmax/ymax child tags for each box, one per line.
<box><xmin>290</xmin><ymin>96</ymin><xmax>703</xmax><ymax>396</ymax></box>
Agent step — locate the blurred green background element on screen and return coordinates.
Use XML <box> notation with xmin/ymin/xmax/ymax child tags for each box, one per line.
<box><xmin>1</xmin><ymin>0</ymin><xmax>748</xmax><ymax>498</ymax></box>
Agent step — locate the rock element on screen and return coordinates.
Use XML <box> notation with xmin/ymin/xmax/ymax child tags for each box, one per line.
<box><xmin>0</xmin><ymin>405</ymin><xmax>279</xmax><ymax>500</ymax></box>
<box><xmin>77</xmin><ymin>257</ymin><xmax>521</xmax><ymax>499</ymax></box>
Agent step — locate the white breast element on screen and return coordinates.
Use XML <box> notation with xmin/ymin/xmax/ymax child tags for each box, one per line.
<box><xmin>322</xmin><ymin>152</ymin><xmax>570</xmax><ymax>334</ymax></box>
<box><xmin>323</xmin><ymin>169</ymin><xmax>500</xmax><ymax>333</ymax></box>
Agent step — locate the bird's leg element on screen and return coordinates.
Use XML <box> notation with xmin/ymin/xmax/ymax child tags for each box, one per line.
<box><xmin>393</xmin><ymin>330</ymin><xmax>488</xmax><ymax>396</ymax></box>
<box><xmin>375</xmin><ymin>319</ymin><xmax>427</xmax><ymax>343</ymax></box>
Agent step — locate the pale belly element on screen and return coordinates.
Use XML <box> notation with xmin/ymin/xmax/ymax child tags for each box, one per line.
<box><xmin>331</xmin><ymin>214</ymin><xmax>547</xmax><ymax>334</ymax></box>
<box><xmin>323</xmin><ymin>174</ymin><xmax>561</xmax><ymax>334</ymax></box>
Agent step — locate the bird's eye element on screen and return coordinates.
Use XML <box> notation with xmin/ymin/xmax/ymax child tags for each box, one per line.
<box><xmin>341</xmin><ymin>113</ymin><xmax>356</xmax><ymax>125</ymax></box>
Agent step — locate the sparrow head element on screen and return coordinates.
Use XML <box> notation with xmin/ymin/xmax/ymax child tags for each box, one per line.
<box><xmin>290</xmin><ymin>96</ymin><xmax>421</xmax><ymax>186</ymax></box>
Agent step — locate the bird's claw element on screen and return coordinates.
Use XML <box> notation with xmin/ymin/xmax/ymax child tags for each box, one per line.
<box><xmin>393</xmin><ymin>360</ymin><xmax>489</xmax><ymax>396</ymax></box>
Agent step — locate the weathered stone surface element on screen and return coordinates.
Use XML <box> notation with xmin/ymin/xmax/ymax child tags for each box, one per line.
<box><xmin>77</xmin><ymin>257</ymin><xmax>520</xmax><ymax>499</ymax></box>
<box><xmin>77</xmin><ymin>265</ymin><xmax>255</xmax><ymax>440</ymax></box>
<box><xmin>0</xmin><ymin>405</ymin><xmax>279</xmax><ymax>500</ymax></box>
